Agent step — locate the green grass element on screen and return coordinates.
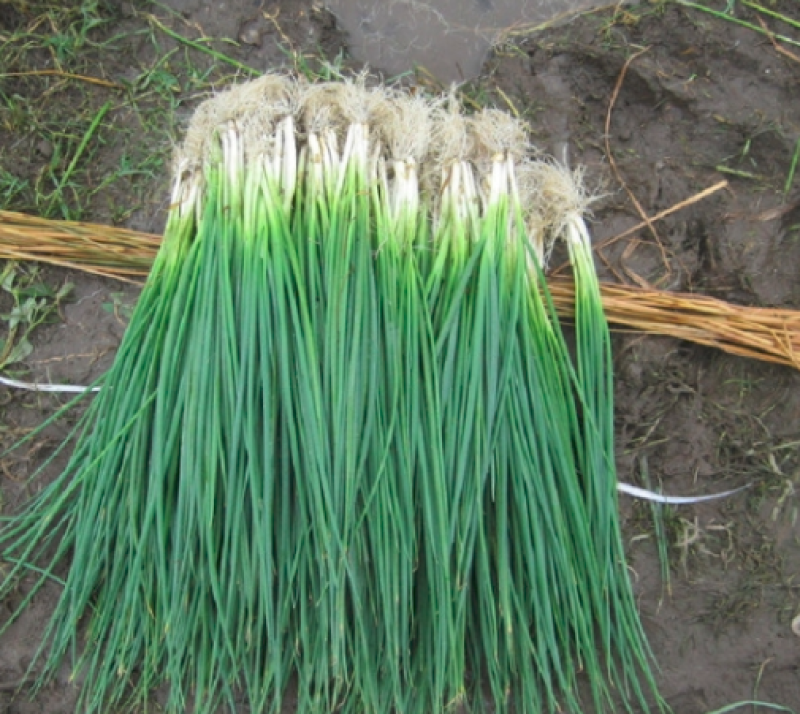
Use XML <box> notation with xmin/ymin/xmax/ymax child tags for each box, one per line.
<box><xmin>0</xmin><ymin>1</ymin><xmax>299</xmax><ymax>222</ymax></box>
<box><xmin>0</xmin><ymin>2</ymin><xmax>167</xmax><ymax>220</ymax></box>
<box><xmin>676</xmin><ymin>0</ymin><xmax>800</xmax><ymax>48</ymax></box>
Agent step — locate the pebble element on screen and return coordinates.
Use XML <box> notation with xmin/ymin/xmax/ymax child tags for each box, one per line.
<box><xmin>238</xmin><ymin>20</ymin><xmax>262</xmax><ymax>46</ymax></box>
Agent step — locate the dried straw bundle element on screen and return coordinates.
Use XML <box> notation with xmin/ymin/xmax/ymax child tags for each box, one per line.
<box><xmin>0</xmin><ymin>209</ymin><xmax>159</xmax><ymax>279</ymax></box>
<box><xmin>2</xmin><ymin>209</ymin><xmax>797</xmax><ymax>370</ymax></box>
<box><xmin>549</xmin><ymin>280</ymin><xmax>800</xmax><ymax>370</ymax></box>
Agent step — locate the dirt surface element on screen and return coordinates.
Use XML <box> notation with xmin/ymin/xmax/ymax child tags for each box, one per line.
<box><xmin>1</xmin><ymin>1</ymin><xmax>799</xmax><ymax>712</ymax></box>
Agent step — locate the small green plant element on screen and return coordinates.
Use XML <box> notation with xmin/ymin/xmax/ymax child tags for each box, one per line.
<box><xmin>101</xmin><ymin>290</ymin><xmax>134</xmax><ymax>321</ymax></box>
<box><xmin>0</xmin><ymin>168</ymin><xmax>30</xmax><ymax>209</ymax></box>
<box><xmin>0</xmin><ymin>262</ymin><xmax>73</xmax><ymax>370</ymax></box>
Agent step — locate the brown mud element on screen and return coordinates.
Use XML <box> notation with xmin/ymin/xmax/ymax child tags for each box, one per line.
<box><xmin>1</xmin><ymin>1</ymin><xmax>799</xmax><ymax>712</ymax></box>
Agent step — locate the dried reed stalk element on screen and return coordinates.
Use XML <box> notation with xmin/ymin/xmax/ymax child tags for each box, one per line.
<box><xmin>2</xmin><ymin>209</ymin><xmax>798</xmax><ymax>370</ymax></box>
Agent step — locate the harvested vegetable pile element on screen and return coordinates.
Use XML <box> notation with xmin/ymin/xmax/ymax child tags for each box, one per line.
<box><xmin>0</xmin><ymin>75</ymin><xmax>664</xmax><ymax>713</ymax></box>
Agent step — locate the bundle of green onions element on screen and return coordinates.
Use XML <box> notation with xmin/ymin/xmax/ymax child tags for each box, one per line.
<box><xmin>0</xmin><ymin>75</ymin><xmax>665</xmax><ymax>713</ymax></box>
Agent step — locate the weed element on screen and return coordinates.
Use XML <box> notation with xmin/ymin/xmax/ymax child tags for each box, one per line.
<box><xmin>785</xmin><ymin>137</ymin><xmax>800</xmax><ymax>196</ymax></box>
<box><xmin>677</xmin><ymin>0</ymin><xmax>800</xmax><ymax>48</ymax></box>
<box><xmin>642</xmin><ymin>454</ymin><xmax>674</xmax><ymax>596</ymax></box>
<box><xmin>0</xmin><ymin>261</ymin><xmax>72</xmax><ymax>371</ymax></box>
<box><xmin>101</xmin><ymin>290</ymin><xmax>134</xmax><ymax>322</ymax></box>
<box><xmin>0</xmin><ymin>168</ymin><xmax>30</xmax><ymax>207</ymax></box>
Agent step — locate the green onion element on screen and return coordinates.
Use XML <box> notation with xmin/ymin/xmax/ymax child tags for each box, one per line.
<box><xmin>535</xmin><ymin>161</ymin><xmax>666</xmax><ymax>711</ymax></box>
<box><xmin>0</xmin><ymin>74</ymin><xmax>666</xmax><ymax>713</ymax></box>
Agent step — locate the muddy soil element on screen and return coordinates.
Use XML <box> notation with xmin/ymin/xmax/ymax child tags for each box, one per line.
<box><xmin>1</xmin><ymin>1</ymin><xmax>799</xmax><ymax>712</ymax></box>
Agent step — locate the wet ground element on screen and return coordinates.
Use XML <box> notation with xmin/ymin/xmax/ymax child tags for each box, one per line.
<box><xmin>324</xmin><ymin>0</ymin><xmax>596</xmax><ymax>81</ymax></box>
<box><xmin>1</xmin><ymin>0</ymin><xmax>799</xmax><ymax>711</ymax></box>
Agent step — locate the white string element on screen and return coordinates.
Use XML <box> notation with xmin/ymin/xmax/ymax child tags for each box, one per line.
<box><xmin>0</xmin><ymin>375</ymin><xmax>100</xmax><ymax>393</ymax></box>
<box><xmin>617</xmin><ymin>481</ymin><xmax>750</xmax><ymax>504</ymax></box>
